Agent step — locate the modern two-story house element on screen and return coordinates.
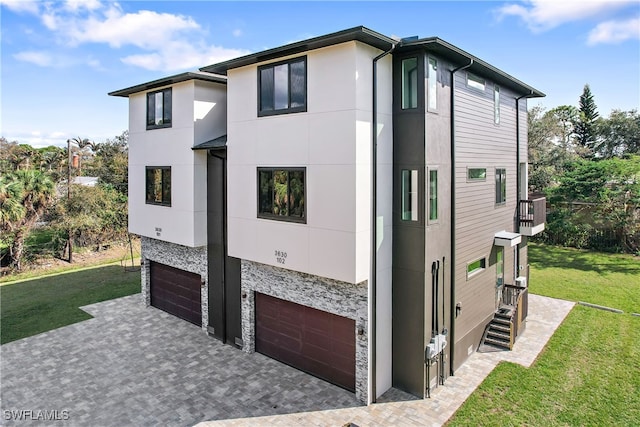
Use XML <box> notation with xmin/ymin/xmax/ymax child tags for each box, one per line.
<box><xmin>109</xmin><ymin>26</ymin><xmax>545</xmax><ymax>405</ymax></box>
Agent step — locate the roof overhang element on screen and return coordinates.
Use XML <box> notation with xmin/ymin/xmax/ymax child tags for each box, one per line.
<box><xmin>494</xmin><ymin>231</ymin><xmax>522</xmax><ymax>248</ymax></box>
<box><xmin>397</xmin><ymin>37</ymin><xmax>544</xmax><ymax>97</ymax></box>
<box><xmin>200</xmin><ymin>26</ymin><xmax>397</xmax><ymax>74</ymax></box>
<box><xmin>109</xmin><ymin>71</ymin><xmax>226</xmax><ymax>97</ymax></box>
<box><xmin>192</xmin><ymin>135</ymin><xmax>227</xmax><ymax>150</ymax></box>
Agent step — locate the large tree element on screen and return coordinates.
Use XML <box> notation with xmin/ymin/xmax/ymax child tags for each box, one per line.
<box><xmin>574</xmin><ymin>84</ymin><xmax>599</xmax><ymax>156</ymax></box>
<box><xmin>595</xmin><ymin>110</ymin><xmax>640</xmax><ymax>158</ymax></box>
<box><xmin>0</xmin><ymin>170</ymin><xmax>55</xmax><ymax>270</ymax></box>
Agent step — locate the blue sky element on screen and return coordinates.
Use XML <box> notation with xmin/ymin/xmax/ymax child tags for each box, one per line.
<box><xmin>1</xmin><ymin>0</ymin><xmax>639</xmax><ymax>148</ymax></box>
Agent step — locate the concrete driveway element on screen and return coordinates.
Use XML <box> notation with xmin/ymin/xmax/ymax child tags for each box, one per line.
<box><xmin>0</xmin><ymin>295</ymin><xmax>360</xmax><ymax>426</ymax></box>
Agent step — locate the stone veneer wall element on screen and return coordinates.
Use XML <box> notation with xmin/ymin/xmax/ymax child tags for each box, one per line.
<box><xmin>140</xmin><ymin>236</ymin><xmax>209</xmax><ymax>332</ymax></box>
<box><xmin>240</xmin><ymin>260</ymin><xmax>369</xmax><ymax>403</ymax></box>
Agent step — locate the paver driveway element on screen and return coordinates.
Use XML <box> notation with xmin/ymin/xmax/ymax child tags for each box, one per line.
<box><xmin>0</xmin><ymin>295</ymin><xmax>361</xmax><ymax>426</ymax></box>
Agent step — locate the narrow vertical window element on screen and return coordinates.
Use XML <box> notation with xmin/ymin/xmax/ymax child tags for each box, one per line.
<box><xmin>428</xmin><ymin>169</ymin><xmax>438</xmax><ymax>222</ymax></box>
<box><xmin>495</xmin><ymin>168</ymin><xmax>506</xmax><ymax>205</ymax></box>
<box><xmin>146</xmin><ymin>88</ymin><xmax>172</xmax><ymax>129</ymax></box>
<box><xmin>496</xmin><ymin>247</ymin><xmax>504</xmax><ymax>287</ymax></box>
<box><xmin>428</xmin><ymin>57</ymin><xmax>437</xmax><ymax>110</ymax></box>
<box><xmin>494</xmin><ymin>85</ymin><xmax>500</xmax><ymax>124</ymax></box>
<box><xmin>402</xmin><ymin>57</ymin><xmax>418</xmax><ymax>109</ymax></box>
<box><xmin>401</xmin><ymin>169</ymin><xmax>418</xmax><ymax>221</ymax></box>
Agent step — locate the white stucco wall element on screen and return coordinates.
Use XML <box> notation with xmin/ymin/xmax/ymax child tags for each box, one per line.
<box><xmin>128</xmin><ymin>80</ymin><xmax>227</xmax><ymax>247</ymax></box>
<box><xmin>226</xmin><ymin>40</ymin><xmax>394</xmax><ymax>401</ymax></box>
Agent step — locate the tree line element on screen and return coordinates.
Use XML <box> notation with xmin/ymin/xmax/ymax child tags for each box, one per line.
<box><xmin>0</xmin><ymin>131</ymin><xmax>129</xmax><ymax>271</ymax></box>
<box><xmin>529</xmin><ymin>85</ymin><xmax>639</xmax><ymax>253</ymax></box>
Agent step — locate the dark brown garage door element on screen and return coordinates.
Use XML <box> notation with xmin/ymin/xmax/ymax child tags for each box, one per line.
<box><xmin>255</xmin><ymin>293</ymin><xmax>355</xmax><ymax>392</ymax></box>
<box><xmin>150</xmin><ymin>261</ymin><xmax>202</xmax><ymax>326</ymax></box>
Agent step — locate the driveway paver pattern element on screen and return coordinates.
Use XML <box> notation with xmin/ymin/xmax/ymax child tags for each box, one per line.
<box><xmin>1</xmin><ymin>295</ymin><xmax>360</xmax><ymax>426</ymax></box>
<box><xmin>1</xmin><ymin>293</ymin><xmax>574</xmax><ymax>427</ymax></box>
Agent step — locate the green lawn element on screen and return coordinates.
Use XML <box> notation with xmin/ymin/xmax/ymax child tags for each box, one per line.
<box><xmin>0</xmin><ymin>265</ymin><xmax>140</xmax><ymax>344</ymax></box>
<box><xmin>447</xmin><ymin>244</ymin><xmax>640</xmax><ymax>426</ymax></box>
<box><xmin>528</xmin><ymin>243</ymin><xmax>640</xmax><ymax>313</ymax></box>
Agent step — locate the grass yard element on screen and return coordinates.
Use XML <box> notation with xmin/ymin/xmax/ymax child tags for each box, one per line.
<box><xmin>447</xmin><ymin>244</ymin><xmax>640</xmax><ymax>426</ymax></box>
<box><xmin>0</xmin><ymin>265</ymin><xmax>140</xmax><ymax>344</ymax></box>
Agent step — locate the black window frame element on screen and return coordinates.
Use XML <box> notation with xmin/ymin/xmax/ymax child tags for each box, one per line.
<box><xmin>495</xmin><ymin>167</ymin><xmax>507</xmax><ymax>206</ymax></box>
<box><xmin>146</xmin><ymin>88</ymin><xmax>172</xmax><ymax>130</ymax></box>
<box><xmin>257</xmin><ymin>56</ymin><xmax>307</xmax><ymax>117</ymax></box>
<box><xmin>145</xmin><ymin>166</ymin><xmax>171</xmax><ymax>207</ymax></box>
<box><xmin>257</xmin><ymin>167</ymin><xmax>306</xmax><ymax>223</ymax></box>
<box><xmin>401</xmin><ymin>57</ymin><xmax>419</xmax><ymax>110</ymax></box>
<box><xmin>428</xmin><ymin>167</ymin><xmax>438</xmax><ymax>223</ymax></box>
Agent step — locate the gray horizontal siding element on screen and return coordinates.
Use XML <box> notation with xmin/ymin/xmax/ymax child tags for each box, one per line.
<box><xmin>453</xmin><ymin>71</ymin><xmax>521</xmax><ymax>339</ymax></box>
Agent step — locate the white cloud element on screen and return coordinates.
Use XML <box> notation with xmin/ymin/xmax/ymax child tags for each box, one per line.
<box><xmin>121</xmin><ymin>40</ymin><xmax>247</xmax><ymax>72</ymax></box>
<box><xmin>587</xmin><ymin>17</ymin><xmax>640</xmax><ymax>45</ymax></box>
<box><xmin>4</xmin><ymin>0</ymin><xmax>248</xmax><ymax>72</ymax></box>
<box><xmin>13</xmin><ymin>51</ymin><xmax>54</xmax><ymax>67</ymax></box>
<box><xmin>232</xmin><ymin>28</ymin><xmax>243</xmax><ymax>37</ymax></box>
<box><xmin>495</xmin><ymin>0</ymin><xmax>635</xmax><ymax>32</ymax></box>
<box><xmin>0</xmin><ymin>0</ymin><xmax>39</xmax><ymax>14</ymax></box>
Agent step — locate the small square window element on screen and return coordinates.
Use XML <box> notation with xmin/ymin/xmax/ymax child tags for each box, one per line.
<box><xmin>258</xmin><ymin>57</ymin><xmax>307</xmax><ymax>116</ymax></box>
<box><xmin>467</xmin><ymin>168</ymin><xmax>487</xmax><ymax>181</ymax></box>
<box><xmin>146</xmin><ymin>167</ymin><xmax>171</xmax><ymax>206</ymax></box>
<box><xmin>467</xmin><ymin>257</ymin><xmax>486</xmax><ymax>279</ymax></box>
<box><xmin>467</xmin><ymin>73</ymin><xmax>485</xmax><ymax>91</ymax></box>
<box><xmin>258</xmin><ymin>167</ymin><xmax>306</xmax><ymax>223</ymax></box>
<box><xmin>146</xmin><ymin>88</ymin><xmax>172</xmax><ymax>129</ymax></box>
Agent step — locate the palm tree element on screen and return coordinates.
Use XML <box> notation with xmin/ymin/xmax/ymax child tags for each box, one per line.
<box><xmin>1</xmin><ymin>170</ymin><xmax>55</xmax><ymax>270</ymax></box>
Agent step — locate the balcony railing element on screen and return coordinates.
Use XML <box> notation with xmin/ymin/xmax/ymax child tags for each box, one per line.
<box><xmin>519</xmin><ymin>196</ymin><xmax>546</xmax><ymax>236</ymax></box>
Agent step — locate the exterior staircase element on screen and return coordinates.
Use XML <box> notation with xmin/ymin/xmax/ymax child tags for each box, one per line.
<box><xmin>480</xmin><ymin>283</ymin><xmax>529</xmax><ymax>351</ymax></box>
<box><xmin>482</xmin><ymin>306</ymin><xmax>514</xmax><ymax>350</ymax></box>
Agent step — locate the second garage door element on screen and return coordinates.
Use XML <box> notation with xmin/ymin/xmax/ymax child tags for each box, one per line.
<box><xmin>255</xmin><ymin>293</ymin><xmax>356</xmax><ymax>392</ymax></box>
<box><xmin>150</xmin><ymin>261</ymin><xmax>202</xmax><ymax>326</ymax></box>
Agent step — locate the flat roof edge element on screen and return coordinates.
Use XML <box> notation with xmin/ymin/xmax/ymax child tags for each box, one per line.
<box><xmin>109</xmin><ymin>71</ymin><xmax>227</xmax><ymax>97</ymax></box>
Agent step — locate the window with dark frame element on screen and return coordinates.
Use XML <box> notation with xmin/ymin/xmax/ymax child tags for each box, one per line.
<box><xmin>428</xmin><ymin>57</ymin><xmax>437</xmax><ymax>111</ymax></box>
<box><xmin>495</xmin><ymin>168</ymin><xmax>506</xmax><ymax>205</ymax></box>
<box><xmin>147</xmin><ymin>88</ymin><xmax>172</xmax><ymax>129</ymax></box>
<box><xmin>401</xmin><ymin>57</ymin><xmax>418</xmax><ymax>109</ymax></box>
<box><xmin>428</xmin><ymin>168</ymin><xmax>438</xmax><ymax>222</ymax></box>
<box><xmin>258</xmin><ymin>168</ymin><xmax>306</xmax><ymax>222</ymax></box>
<box><xmin>146</xmin><ymin>167</ymin><xmax>171</xmax><ymax>206</ymax></box>
<box><xmin>401</xmin><ymin>169</ymin><xmax>418</xmax><ymax>221</ymax></box>
<box><xmin>258</xmin><ymin>57</ymin><xmax>306</xmax><ymax>116</ymax></box>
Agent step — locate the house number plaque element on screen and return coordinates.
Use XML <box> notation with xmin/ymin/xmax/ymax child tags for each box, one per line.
<box><xmin>274</xmin><ymin>250</ymin><xmax>287</xmax><ymax>265</ymax></box>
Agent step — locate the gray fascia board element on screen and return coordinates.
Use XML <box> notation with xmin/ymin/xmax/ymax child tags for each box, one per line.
<box><xmin>200</xmin><ymin>26</ymin><xmax>397</xmax><ymax>74</ymax></box>
<box><xmin>109</xmin><ymin>71</ymin><xmax>227</xmax><ymax>97</ymax></box>
<box><xmin>400</xmin><ymin>37</ymin><xmax>545</xmax><ymax>98</ymax></box>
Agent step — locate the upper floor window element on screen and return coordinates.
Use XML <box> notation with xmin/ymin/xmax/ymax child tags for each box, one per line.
<box><xmin>146</xmin><ymin>166</ymin><xmax>171</xmax><ymax>206</ymax></box>
<box><xmin>258</xmin><ymin>168</ymin><xmax>306</xmax><ymax>222</ymax></box>
<box><xmin>401</xmin><ymin>57</ymin><xmax>418</xmax><ymax>109</ymax></box>
<box><xmin>467</xmin><ymin>257</ymin><xmax>486</xmax><ymax>279</ymax></box>
<box><xmin>427</xmin><ymin>57</ymin><xmax>437</xmax><ymax>110</ymax></box>
<box><xmin>495</xmin><ymin>168</ymin><xmax>506</xmax><ymax>205</ymax></box>
<box><xmin>401</xmin><ymin>169</ymin><xmax>418</xmax><ymax>221</ymax></box>
<box><xmin>467</xmin><ymin>73</ymin><xmax>485</xmax><ymax>91</ymax></box>
<box><xmin>258</xmin><ymin>57</ymin><xmax>307</xmax><ymax>116</ymax></box>
<box><xmin>494</xmin><ymin>85</ymin><xmax>500</xmax><ymax>124</ymax></box>
<box><xmin>147</xmin><ymin>88</ymin><xmax>172</xmax><ymax>129</ymax></box>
